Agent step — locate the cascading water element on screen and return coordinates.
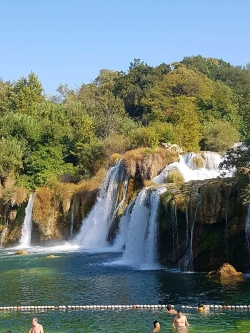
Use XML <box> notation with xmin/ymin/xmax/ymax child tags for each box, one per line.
<box><xmin>19</xmin><ymin>194</ymin><xmax>35</xmax><ymax>248</ymax></box>
<box><xmin>119</xmin><ymin>186</ymin><xmax>166</xmax><ymax>268</ymax></box>
<box><xmin>245</xmin><ymin>203</ymin><xmax>250</xmax><ymax>269</ymax></box>
<box><xmin>0</xmin><ymin>227</ymin><xmax>8</xmax><ymax>247</ymax></box>
<box><xmin>74</xmin><ymin>161</ymin><xmax>128</xmax><ymax>249</ymax></box>
<box><xmin>179</xmin><ymin>191</ymin><xmax>202</xmax><ymax>272</ymax></box>
<box><xmin>70</xmin><ymin>203</ymin><xmax>75</xmax><ymax>240</ymax></box>
<box><xmin>172</xmin><ymin>201</ymin><xmax>179</xmax><ymax>263</ymax></box>
<box><xmin>112</xmin><ymin>199</ymin><xmax>135</xmax><ymax>251</ymax></box>
<box><xmin>153</xmin><ymin>151</ymin><xmax>232</xmax><ymax>184</ymax></box>
<box><xmin>224</xmin><ymin>198</ymin><xmax>229</xmax><ymax>262</ymax></box>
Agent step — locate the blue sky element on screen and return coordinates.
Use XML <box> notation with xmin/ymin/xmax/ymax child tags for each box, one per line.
<box><xmin>1</xmin><ymin>0</ymin><xmax>249</xmax><ymax>96</ymax></box>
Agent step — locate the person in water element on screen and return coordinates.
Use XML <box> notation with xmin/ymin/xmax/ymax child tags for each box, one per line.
<box><xmin>28</xmin><ymin>317</ymin><xmax>44</xmax><ymax>333</ymax></box>
<box><xmin>198</xmin><ymin>302</ymin><xmax>209</xmax><ymax>312</ymax></box>
<box><xmin>172</xmin><ymin>310</ymin><xmax>189</xmax><ymax>330</ymax></box>
<box><xmin>166</xmin><ymin>304</ymin><xmax>177</xmax><ymax>314</ymax></box>
<box><xmin>152</xmin><ymin>320</ymin><xmax>160</xmax><ymax>332</ymax></box>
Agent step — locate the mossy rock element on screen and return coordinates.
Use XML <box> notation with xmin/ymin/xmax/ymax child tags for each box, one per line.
<box><xmin>14</xmin><ymin>250</ymin><xmax>30</xmax><ymax>255</ymax></box>
<box><xmin>166</xmin><ymin>168</ymin><xmax>185</xmax><ymax>183</ymax></box>
<box><xmin>46</xmin><ymin>255</ymin><xmax>60</xmax><ymax>259</ymax></box>
<box><xmin>192</xmin><ymin>155</ymin><xmax>205</xmax><ymax>169</ymax></box>
<box><xmin>206</xmin><ymin>263</ymin><xmax>244</xmax><ymax>283</ymax></box>
<box><xmin>110</xmin><ymin>153</ymin><xmax>122</xmax><ymax>164</ymax></box>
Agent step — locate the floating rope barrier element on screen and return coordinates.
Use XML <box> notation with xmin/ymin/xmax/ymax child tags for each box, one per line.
<box><xmin>0</xmin><ymin>304</ymin><xmax>250</xmax><ymax>311</ymax></box>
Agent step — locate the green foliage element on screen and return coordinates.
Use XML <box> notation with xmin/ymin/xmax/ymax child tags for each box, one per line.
<box><xmin>148</xmin><ymin>121</ymin><xmax>175</xmax><ymax>144</ymax></box>
<box><xmin>0</xmin><ymin>137</ymin><xmax>23</xmax><ymax>178</ymax></box>
<box><xmin>219</xmin><ymin>140</ymin><xmax>250</xmax><ymax>203</ymax></box>
<box><xmin>74</xmin><ymin>138</ymin><xmax>105</xmax><ymax>179</ymax></box>
<box><xmin>172</xmin><ymin>97</ymin><xmax>203</xmax><ymax>151</ymax></box>
<box><xmin>0</xmin><ymin>56</ymin><xmax>249</xmax><ymax>189</ymax></box>
<box><xmin>23</xmin><ymin>145</ymin><xmax>76</xmax><ymax>187</ymax></box>
<box><xmin>166</xmin><ymin>168</ymin><xmax>185</xmax><ymax>183</ymax></box>
<box><xmin>11</xmin><ymin>72</ymin><xmax>45</xmax><ymax>112</ymax></box>
<box><xmin>130</xmin><ymin>126</ymin><xmax>159</xmax><ymax>149</ymax></box>
<box><xmin>201</xmin><ymin>119</ymin><xmax>240</xmax><ymax>152</ymax></box>
<box><xmin>113</xmin><ymin>59</ymin><xmax>171</xmax><ymax>118</ymax></box>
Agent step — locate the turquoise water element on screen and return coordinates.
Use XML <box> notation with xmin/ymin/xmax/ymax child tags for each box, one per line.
<box><xmin>1</xmin><ymin>246</ymin><xmax>250</xmax><ymax>332</ymax></box>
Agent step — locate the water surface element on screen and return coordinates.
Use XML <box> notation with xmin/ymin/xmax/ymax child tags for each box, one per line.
<box><xmin>1</xmin><ymin>246</ymin><xmax>250</xmax><ymax>332</ymax></box>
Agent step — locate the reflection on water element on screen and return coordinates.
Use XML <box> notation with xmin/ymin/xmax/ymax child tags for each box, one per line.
<box><xmin>1</xmin><ymin>247</ymin><xmax>250</xmax><ymax>332</ymax></box>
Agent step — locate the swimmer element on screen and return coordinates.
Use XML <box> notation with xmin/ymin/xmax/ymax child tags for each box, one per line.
<box><xmin>198</xmin><ymin>302</ymin><xmax>209</xmax><ymax>312</ymax></box>
<box><xmin>172</xmin><ymin>310</ymin><xmax>189</xmax><ymax>330</ymax></box>
<box><xmin>166</xmin><ymin>304</ymin><xmax>177</xmax><ymax>314</ymax></box>
<box><xmin>152</xmin><ymin>320</ymin><xmax>160</xmax><ymax>332</ymax></box>
<box><xmin>28</xmin><ymin>317</ymin><xmax>44</xmax><ymax>333</ymax></box>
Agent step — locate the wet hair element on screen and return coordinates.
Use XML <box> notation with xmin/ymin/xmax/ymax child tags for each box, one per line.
<box><xmin>153</xmin><ymin>320</ymin><xmax>160</xmax><ymax>328</ymax></box>
<box><xmin>6</xmin><ymin>331</ymin><xmax>12</xmax><ymax>333</ymax></box>
<box><xmin>177</xmin><ymin>309</ymin><xmax>182</xmax><ymax>313</ymax></box>
<box><xmin>167</xmin><ymin>304</ymin><xmax>172</xmax><ymax>311</ymax></box>
<box><xmin>198</xmin><ymin>302</ymin><xmax>204</xmax><ymax>308</ymax></box>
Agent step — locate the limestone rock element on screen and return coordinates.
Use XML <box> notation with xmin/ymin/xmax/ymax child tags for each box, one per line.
<box><xmin>46</xmin><ymin>254</ymin><xmax>60</xmax><ymax>258</ymax></box>
<box><xmin>206</xmin><ymin>263</ymin><xmax>244</xmax><ymax>283</ymax></box>
<box><xmin>14</xmin><ymin>250</ymin><xmax>29</xmax><ymax>255</ymax></box>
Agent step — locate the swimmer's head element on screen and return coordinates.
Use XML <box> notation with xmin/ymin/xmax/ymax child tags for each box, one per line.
<box><xmin>153</xmin><ymin>320</ymin><xmax>160</xmax><ymax>329</ymax></box>
<box><xmin>198</xmin><ymin>303</ymin><xmax>205</xmax><ymax>311</ymax></box>
<box><xmin>167</xmin><ymin>304</ymin><xmax>173</xmax><ymax>311</ymax></box>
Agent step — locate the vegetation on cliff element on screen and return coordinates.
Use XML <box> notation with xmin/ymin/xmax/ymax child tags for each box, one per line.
<box><xmin>0</xmin><ymin>56</ymin><xmax>249</xmax><ymax>193</ymax></box>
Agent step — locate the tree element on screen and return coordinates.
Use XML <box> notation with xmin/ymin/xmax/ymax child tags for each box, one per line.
<box><xmin>201</xmin><ymin>119</ymin><xmax>240</xmax><ymax>152</ymax></box>
<box><xmin>173</xmin><ymin>97</ymin><xmax>203</xmax><ymax>152</ymax></box>
<box><xmin>11</xmin><ymin>72</ymin><xmax>45</xmax><ymax>113</ymax></box>
<box><xmin>23</xmin><ymin>144</ymin><xmax>75</xmax><ymax>187</ymax></box>
<box><xmin>113</xmin><ymin>59</ymin><xmax>170</xmax><ymax>119</ymax></box>
<box><xmin>0</xmin><ymin>137</ymin><xmax>23</xmax><ymax>181</ymax></box>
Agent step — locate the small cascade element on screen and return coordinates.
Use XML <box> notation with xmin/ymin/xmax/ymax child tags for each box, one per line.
<box><xmin>19</xmin><ymin>194</ymin><xmax>35</xmax><ymax>248</ymax></box>
<box><xmin>1</xmin><ymin>204</ymin><xmax>9</xmax><ymax>247</ymax></box>
<box><xmin>74</xmin><ymin>161</ymin><xmax>128</xmax><ymax>249</ymax></box>
<box><xmin>120</xmin><ymin>186</ymin><xmax>166</xmax><ymax>267</ymax></box>
<box><xmin>172</xmin><ymin>201</ymin><xmax>179</xmax><ymax>263</ymax></box>
<box><xmin>179</xmin><ymin>192</ymin><xmax>202</xmax><ymax>272</ymax></box>
<box><xmin>112</xmin><ymin>199</ymin><xmax>135</xmax><ymax>251</ymax></box>
<box><xmin>224</xmin><ymin>198</ymin><xmax>229</xmax><ymax>262</ymax></box>
<box><xmin>0</xmin><ymin>227</ymin><xmax>8</xmax><ymax>247</ymax></box>
<box><xmin>70</xmin><ymin>203</ymin><xmax>75</xmax><ymax>240</ymax></box>
<box><xmin>153</xmin><ymin>151</ymin><xmax>232</xmax><ymax>184</ymax></box>
<box><xmin>245</xmin><ymin>203</ymin><xmax>250</xmax><ymax>269</ymax></box>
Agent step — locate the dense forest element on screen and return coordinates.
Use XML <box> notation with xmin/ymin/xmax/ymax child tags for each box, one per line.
<box><xmin>0</xmin><ymin>55</ymin><xmax>249</xmax><ymax>200</ymax></box>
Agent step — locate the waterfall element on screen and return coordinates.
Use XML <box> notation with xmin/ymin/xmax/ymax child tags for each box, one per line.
<box><xmin>70</xmin><ymin>203</ymin><xmax>75</xmax><ymax>240</ymax></box>
<box><xmin>0</xmin><ymin>227</ymin><xmax>8</xmax><ymax>247</ymax></box>
<box><xmin>245</xmin><ymin>203</ymin><xmax>250</xmax><ymax>268</ymax></box>
<box><xmin>224</xmin><ymin>198</ymin><xmax>229</xmax><ymax>262</ymax></box>
<box><xmin>74</xmin><ymin>161</ymin><xmax>128</xmax><ymax>249</ymax></box>
<box><xmin>112</xmin><ymin>199</ymin><xmax>135</xmax><ymax>251</ymax></box>
<box><xmin>120</xmin><ymin>186</ymin><xmax>166</xmax><ymax>267</ymax></box>
<box><xmin>179</xmin><ymin>192</ymin><xmax>202</xmax><ymax>272</ymax></box>
<box><xmin>153</xmin><ymin>151</ymin><xmax>232</xmax><ymax>184</ymax></box>
<box><xmin>19</xmin><ymin>194</ymin><xmax>35</xmax><ymax>247</ymax></box>
<box><xmin>172</xmin><ymin>201</ymin><xmax>179</xmax><ymax>263</ymax></box>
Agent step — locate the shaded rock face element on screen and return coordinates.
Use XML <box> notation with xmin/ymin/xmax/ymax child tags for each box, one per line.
<box><xmin>158</xmin><ymin>179</ymin><xmax>248</xmax><ymax>272</ymax></box>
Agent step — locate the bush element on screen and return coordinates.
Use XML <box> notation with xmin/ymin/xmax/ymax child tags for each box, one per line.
<box><xmin>201</xmin><ymin>119</ymin><xmax>240</xmax><ymax>152</ymax></box>
<box><xmin>130</xmin><ymin>126</ymin><xmax>159</xmax><ymax>148</ymax></box>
